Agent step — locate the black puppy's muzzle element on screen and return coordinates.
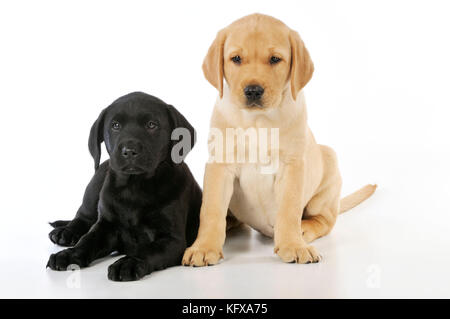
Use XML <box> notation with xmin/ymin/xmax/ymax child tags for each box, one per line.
<box><xmin>117</xmin><ymin>139</ymin><xmax>146</xmax><ymax>174</ymax></box>
<box><xmin>244</xmin><ymin>85</ymin><xmax>264</xmax><ymax>107</ymax></box>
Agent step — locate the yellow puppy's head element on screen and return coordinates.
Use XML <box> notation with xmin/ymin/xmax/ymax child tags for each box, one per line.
<box><xmin>203</xmin><ymin>13</ymin><xmax>314</xmax><ymax>110</ymax></box>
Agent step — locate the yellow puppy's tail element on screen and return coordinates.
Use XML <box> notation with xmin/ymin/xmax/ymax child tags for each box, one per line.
<box><xmin>339</xmin><ymin>184</ymin><xmax>377</xmax><ymax>214</ymax></box>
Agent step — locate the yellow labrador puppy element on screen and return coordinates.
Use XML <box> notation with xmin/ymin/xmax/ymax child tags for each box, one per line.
<box><xmin>183</xmin><ymin>13</ymin><xmax>376</xmax><ymax>266</ymax></box>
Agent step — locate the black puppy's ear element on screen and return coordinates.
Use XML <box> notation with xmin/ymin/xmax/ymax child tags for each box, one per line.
<box><xmin>88</xmin><ymin>108</ymin><xmax>107</xmax><ymax>170</ymax></box>
<box><xmin>166</xmin><ymin>104</ymin><xmax>196</xmax><ymax>164</ymax></box>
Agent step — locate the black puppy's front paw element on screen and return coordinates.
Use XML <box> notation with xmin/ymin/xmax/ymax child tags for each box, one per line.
<box><xmin>108</xmin><ymin>256</ymin><xmax>148</xmax><ymax>282</ymax></box>
<box><xmin>49</xmin><ymin>226</ymin><xmax>81</xmax><ymax>247</ymax></box>
<box><xmin>47</xmin><ymin>249</ymin><xmax>88</xmax><ymax>271</ymax></box>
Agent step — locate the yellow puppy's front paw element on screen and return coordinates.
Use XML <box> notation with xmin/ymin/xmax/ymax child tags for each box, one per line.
<box><xmin>182</xmin><ymin>245</ymin><xmax>223</xmax><ymax>267</ymax></box>
<box><xmin>274</xmin><ymin>243</ymin><xmax>322</xmax><ymax>264</ymax></box>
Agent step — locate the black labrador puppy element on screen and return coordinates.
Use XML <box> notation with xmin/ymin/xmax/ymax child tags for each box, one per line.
<box><xmin>47</xmin><ymin>92</ymin><xmax>202</xmax><ymax>281</ymax></box>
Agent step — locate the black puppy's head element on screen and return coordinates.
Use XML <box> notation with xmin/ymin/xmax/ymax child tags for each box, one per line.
<box><xmin>88</xmin><ymin>92</ymin><xmax>196</xmax><ymax>175</ymax></box>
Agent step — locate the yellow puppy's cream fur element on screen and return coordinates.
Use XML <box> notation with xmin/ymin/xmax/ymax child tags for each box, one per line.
<box><xmin>183</xmin><ymin>14</ymin><xmax>376</xmax><ymax>266</ymax></box>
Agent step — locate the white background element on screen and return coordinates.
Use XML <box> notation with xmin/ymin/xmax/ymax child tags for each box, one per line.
<box><xmin>1</xmin><ymin>0</ymin><xmax>450</xmax><ymax>298</ymax></box>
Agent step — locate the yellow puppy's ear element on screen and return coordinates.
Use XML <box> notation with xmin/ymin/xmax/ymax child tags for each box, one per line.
<box><xmin>289</xmin><ymin>30</ymin><xmax>314</xmax><ymax>100</ymax></box>
<box><xmin>202</xmin><ymin>29</ymin><xmax>227</xmax><ymax>98</ymax></box>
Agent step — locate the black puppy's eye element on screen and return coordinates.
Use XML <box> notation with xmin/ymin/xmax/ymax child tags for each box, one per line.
<box><xmin>270</xmin><ymin>56</ymin><xmax>281</xmax><ymax>64</ymax></box>
<box><xmin>146</xmin><ymin>121</ymin><xmax>158</xmax><ymax>130</ymax></box>
<box><xmin>111</xmin><ymin>121</ymin><xmax>121</xmax><ymax>131</ymax></box>
<box><xmin>231</xmin><ymin>55</ymin><xmax>241</xmax><ymax>65</ymax></box>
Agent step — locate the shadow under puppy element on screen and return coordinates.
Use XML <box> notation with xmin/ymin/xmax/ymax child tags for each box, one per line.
<box><xmin>47</xmin><ymin>92</ymin><xmax>202</xmax><ymax>281</ymax></box>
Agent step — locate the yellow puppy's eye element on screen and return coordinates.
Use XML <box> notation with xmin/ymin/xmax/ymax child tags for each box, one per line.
<box><xmin>270</xmin><ymin>56</ymin><xmax>281</xmax><ymax>64</ymax></box>
<box><xmin>231</xmin><ymin>55</ymin><xmax>241</xmax><ymax>64</ymax></box>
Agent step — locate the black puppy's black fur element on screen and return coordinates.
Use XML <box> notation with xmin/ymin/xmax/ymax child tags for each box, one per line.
<box><xmin>47</xmin><ymin>92</ymin><xmax>202</xmax><ymax>281</ymax></box>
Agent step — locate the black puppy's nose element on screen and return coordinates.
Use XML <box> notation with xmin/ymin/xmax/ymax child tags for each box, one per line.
<box><xmin>244</xmin><ymin>85</ymin><xmax>264</xmax><ymax>102</ymax></box>
<box><xmin>121</xmin><ymin>142</ymin><xmax>142</xmax><ymax>159</ymax></box>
